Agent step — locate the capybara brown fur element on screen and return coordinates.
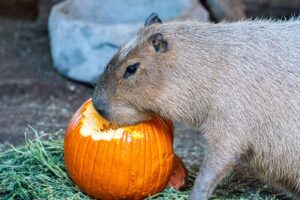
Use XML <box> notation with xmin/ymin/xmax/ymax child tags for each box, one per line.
<box><xmin>93</xmin><ymin>13</ymin><xmax>300</xmax><ymax>199</ymax></box>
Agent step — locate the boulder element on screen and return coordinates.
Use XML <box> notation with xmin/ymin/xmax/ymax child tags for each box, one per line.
<box><xmin>48</xmin><ymin>0</ymin><xmax>208</xmax><ymax>84</ymax></box>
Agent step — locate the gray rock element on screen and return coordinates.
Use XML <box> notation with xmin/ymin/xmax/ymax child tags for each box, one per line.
<box><xmin>49</xmin><ymin>0</ymin><xmax>208</xmax><ymax>84</ymax></box>
<box><xmin>205</xmin><ymin>0</ymin><xmax>300</xmax><ymax>22</ymax></box>
<box><xmin>206</xmin><ymin>0</ymin><xmax>246</xmax><ymax>21</ymax></box>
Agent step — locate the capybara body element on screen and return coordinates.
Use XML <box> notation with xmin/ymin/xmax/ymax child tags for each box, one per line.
<box><xmin>93</xmin><ymin>15</ymin><xmax>300</xmax><ymax>199</ymax></box>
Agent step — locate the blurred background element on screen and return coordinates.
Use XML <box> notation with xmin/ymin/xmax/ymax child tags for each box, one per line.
<box><xmin>0</xmin><ymin>0</ymin><xmax>299</xmax><ymax>149</ymax></box>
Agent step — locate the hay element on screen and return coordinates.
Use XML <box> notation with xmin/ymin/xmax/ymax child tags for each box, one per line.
<box><xmin>0</xmin><ymin>128</ymin><xmax>281</xmax><ymax>200</ymax></box>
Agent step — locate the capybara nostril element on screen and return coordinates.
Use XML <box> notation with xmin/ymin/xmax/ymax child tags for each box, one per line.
<box><xmin>92</xmin><ymin>98</ymin><xmax>110</xmax><ymax>120</ymax></box>
<box><xmin>95</xmin><ymin>107</ymin><xmax>110</xmax><ymax>120</ymax></box>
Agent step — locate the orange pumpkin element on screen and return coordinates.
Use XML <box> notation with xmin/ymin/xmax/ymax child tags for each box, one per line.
<box><xmin>64</xmin><ymin>99</ymin><xmax>187</xmax><ymax>200</ymax></box>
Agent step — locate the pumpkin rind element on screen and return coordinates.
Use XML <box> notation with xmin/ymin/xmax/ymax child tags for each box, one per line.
<box><xmin>64</xmin><ymin>99</ymin><xmax>174</xmax><ymax>200</ymax></box>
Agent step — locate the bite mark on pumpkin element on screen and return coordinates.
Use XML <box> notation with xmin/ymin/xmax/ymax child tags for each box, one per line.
<box><xmin>79</xmin><ymin>105</ymin><xmax>145</xmax><ymax>141</ymax></box>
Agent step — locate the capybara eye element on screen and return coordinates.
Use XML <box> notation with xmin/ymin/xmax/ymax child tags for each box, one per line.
<box><xmin>123</xmin><ymin>62</ymin><xmax>140</xmax><ymax>79</ymax></box>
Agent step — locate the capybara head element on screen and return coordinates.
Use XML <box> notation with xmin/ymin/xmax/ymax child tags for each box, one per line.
<box><xmin>93</xmin><ymin>13</ymin><xmax>175</xmax><ymax>126</ymax></box>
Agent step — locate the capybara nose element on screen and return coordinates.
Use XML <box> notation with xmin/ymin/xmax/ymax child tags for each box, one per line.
<box><xmin>95</xmin><ymin>107</ymin><xmax>110</xmax><ymax>120</ymax></box>
<box><xmin>92</xmin><ymin>98</ymin><xmax>110</xmax><ymax>120</ymax></box>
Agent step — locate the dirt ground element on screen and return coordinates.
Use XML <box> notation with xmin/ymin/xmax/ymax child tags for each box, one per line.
<box><xmin>0</xmin><ymin>5</ymin><xmax>94</xmax><ymax>146</ymax></box>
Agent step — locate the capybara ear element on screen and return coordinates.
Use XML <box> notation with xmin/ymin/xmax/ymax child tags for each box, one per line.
<box><xmin>144</xmin><ymin>12</ymin><xmax>162</xmax><ymax>26</ymax></box>
<box><xmin>149</xmin><ymin>33</ymin><xmax>168</xmax><ymax>53</ymax></box>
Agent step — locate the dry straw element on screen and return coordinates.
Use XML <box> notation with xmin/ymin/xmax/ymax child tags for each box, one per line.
<box><xmin>0</xmin><ymin>128</ymin><xmax>279</xmax><ymax>200</ymax></box>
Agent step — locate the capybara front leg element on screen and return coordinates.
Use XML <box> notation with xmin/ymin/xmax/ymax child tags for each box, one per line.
<box><xmin>189</xmin><ymin>145</ymin><xmax>237</xmax><ymax>200</ymax></box>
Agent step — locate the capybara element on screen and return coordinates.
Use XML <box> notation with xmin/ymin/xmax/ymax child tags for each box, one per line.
<box><xmin>93</xmin><ymin>13</ymin><xmax>300</xmax><ymax>199</ymax></box>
